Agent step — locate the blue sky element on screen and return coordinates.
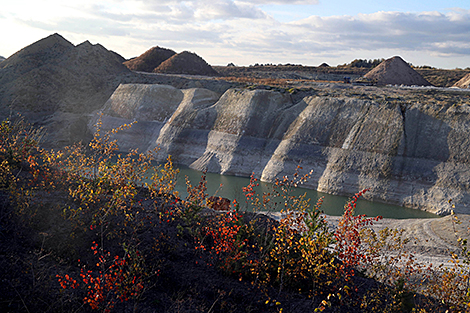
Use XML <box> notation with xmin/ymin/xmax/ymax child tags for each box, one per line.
<box><xmin>1</xmin><ymin>0</ymin><xmax>470</xmax><ymax>69</ymax></box>
<box><xmin>262</xmin><ymin>0</ymin><xmax>470</xmax><ymax>21</ymax></box>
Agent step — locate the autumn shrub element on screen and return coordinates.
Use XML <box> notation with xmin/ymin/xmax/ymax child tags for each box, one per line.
<box><xmin>333</xmin><ymin>190</ymin><xmax>379</xmax><ymax>278</ymax></box>
<box><xmin>195</xmin><ymin>207</ymin><xmax>253</xmax><ymax>278</ymax></box>
<box><xmin>357</xmin><ymin>226</ymin><xmax>429</xmax><ymax>312</ymax></box>
<box><xmin>57</xmin><ymin>242</ymin><xmax>146</xmax><ymax>312</ymax></box>
<box><xmin>184</xmin><ymin>171</ymin><xmax>250</xmax><ymax>277</ymax></box>
<box><xmin>46</xmin><ymin>119</ymin><xmax>187</xmax><ymax>311</ymax></box>
<box><xmin>418</xmin><ymin>211</ymin><xmax>470</xmax><ymax>312</ymax></box>
<box><xmin>328</xmin><ymin>190</ymin><xmax>440</xmax><ymax>311</ymax></box>
<box><xmin>184</xmin><ymin>170</ymin><xmax>209</xmax><ymax>208</ymax></box>
<box><xmin>42</xmin><ymin>117</ymin><xmax>178</xmax><ymax>231</ymax></box>
<box><xmin>0</xmin><ymin>116</ymin><xmax>185</xmax><ymax>311</ymax></box>
<box><xmin>230</xmin><ymin>169</ymin><xmax>338</xmax><ymax>300</ymax></box>
<box><xmin>0</xmin><ymin>116</ymin><xmax>43</xmax><ymax>168</ymax></box>
<box><xmin>146</xmin><ymin>154</ymin><xmax>179</xmax><ymax>201</ymax></box>
<box><xmin>43</xmin><ymin>119</ymin><xmax>148</xmax><ymax>227</ymax></box>
<box><xmin>6</xmin><ymin>115</ymin><xmax>470</xmax><ymax>312</ymax></box>
<box><xmin>422</xmin><ymin>256</ymin><xmax>470</xmax><ymax>312</ymax></box>
<box><xmin>206</xmin><ymin>172</ymin><xmax>398</xmax><ymax>311</ymax></box>
<box><xmin>258</xmin><ymin>201</ymin><xmax>336</xmax><ymax>296</ymax></box>
<box><xmin>0</xmin><ymin>116</ymin><xmax>44</xmax><ymax>220</ymax></box>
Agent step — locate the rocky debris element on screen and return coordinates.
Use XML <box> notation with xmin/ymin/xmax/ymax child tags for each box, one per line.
<box><xmin>109</xmin><ymin>50</ymin><xmax>126</xmax><ymax>63</ymax></box>
<box><xmin>214</xmin><ymin>64</ymin><xmax>367</xmax><ymax>83</ymax></box>
<box><xmin>153</xmin><ymin>51</ymin><xmax>218</xmax><ymax>76</ymax></box>
<box><xmin>123</xmin><ymin>46</ymin><xmax>176</xmax><ymax>72</ymax></box>
<box><xmin>0</xmin><ymin>33</ymin><xmax>129</xmax><ymax>114</ymax></box>
<box><xmin>453</xmin><ymin>72</ymin><xmax>470</xmax><ymax>88</ymax></box>
<box><xmin>0</xmin><ymin>33</ymin><xmax>132</xmax><ymax>146</ymax></box>
<box><xmin>363</xmin><ymin>56</ymin><xmax>431</xmax><ymax>86</ymax></box>
<box><xmin>0</xmin><ymin>33</ymin><xmax>74</xmax><ymax>75</ymax></box>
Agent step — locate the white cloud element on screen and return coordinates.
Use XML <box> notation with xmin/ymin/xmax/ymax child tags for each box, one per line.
<box><xmin>288</xmin><ymin>10</ymin><xmax>470</xmax><ymax>56</ymax></box>
<box><xmin>130</xmin><ymin>0</ymin><xmax>268</xmax><ymax>21</ymax></box>
<box><xmin>241</xmin><ymin>0</ymin><xmax>319</xmax><ymax>3</ymax></box>
<box><xmin>195</xmin><ymin>1</ymin><xmax>267</xmax><ymax>20</ymax></box>
<box><xmin>2</xmin><ymin>1</ymin><xmax>470</xmax><ymax>68</ymax></box>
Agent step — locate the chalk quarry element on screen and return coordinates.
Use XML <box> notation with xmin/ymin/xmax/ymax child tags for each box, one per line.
<box><xmin>2</xmin><ymin>33</ymin><xmax>470</xmax><ymax>216</ymax></box>
<box><xmin>97</xmin><ymin>83</ymin><xmax>470</xmax><ymax>215</ymax></box>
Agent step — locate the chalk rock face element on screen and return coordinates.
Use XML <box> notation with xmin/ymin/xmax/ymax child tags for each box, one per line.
<box><xmin>453</xmin><ymin>73</ymin><xmax>470</xmax><ymax>89</ymax></box>
<box><xmin>98</xmin><ymin>84</ymin><xmax>470</xmax><ymax>215</ymax></box>
<box><xmin>189</xmin><ymin>89</ymin><xmax>297</xmax><ymax>176</ymax></box>
<box><xmin>152</xmin><ymin>87</ymin><xmax>221</xmax><ymax>163</ymax></box>
<box><xmin>97</xmin><ymin>84</ymin><xmax>184</xmax><ymax>152</ymax></box>
<box><xmin>261</xmin><ymin>97</ymin><xmax>380</xmax><ymax>187</ymax></box>
<box><xmin>102</xmin><ymin>84</ymin><xmax>184</xmax><ymax>121</ymax></box>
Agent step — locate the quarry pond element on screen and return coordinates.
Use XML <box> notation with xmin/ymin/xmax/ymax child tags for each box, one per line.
<box><xmin>174</xmin><ymin>165</ymin><xmax>438</xmax><ymax>219</ymax></box>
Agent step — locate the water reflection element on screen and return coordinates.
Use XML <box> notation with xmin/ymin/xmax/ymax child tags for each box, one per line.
<box><xmin>174</xmin><ymin>165</ymin><xmax>438</xmax><ymax>219</ymax></box>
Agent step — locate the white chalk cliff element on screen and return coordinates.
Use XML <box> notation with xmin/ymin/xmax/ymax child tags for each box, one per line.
<box><xmin>96</xmin><ymin>83</ymin><xmax>470</xmax><ymax>215</ymax></box>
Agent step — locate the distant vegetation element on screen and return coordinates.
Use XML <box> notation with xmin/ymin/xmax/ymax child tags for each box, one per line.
<box><xmin>340</xmin><ymin>58</ymin><xmax>385</xmax><ymax>68</ymax></box>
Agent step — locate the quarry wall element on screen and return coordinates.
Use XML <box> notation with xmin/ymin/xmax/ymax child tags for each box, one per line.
<box><xmin>97</xmin><ymin>83</ymin><xmax>470</xmax><ymax>215</ymax></box>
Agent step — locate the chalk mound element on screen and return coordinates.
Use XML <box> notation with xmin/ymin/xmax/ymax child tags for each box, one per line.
<box><xmin>0</xmin><ymin>34</ymin><xmax>130</xmax><ymax>132</ymax></box>
<box><xmin>0</xmin><ymin>33</ymin><xmax>130</xmax><ymax>147</ymax></box>
<box><xmin>153</xmin><ymin>51</ymin><xmax>218</xmax><ymax>76</ymax></box>
<box><xmin>0</xmin><ymin>33</ymin><xmax>74</xmax><ymax>74</ymax></box>
<box><xmin>0</xmin><ymin>33</ymin><xmax>129</xmax><ymax>114</ymax></box>
<box><xmin>123</xmin><ymin>46</ymin><xmax>176</xmax><ymax>72</ymax></box>
<box><xmin>363</xmin><ymin>56</ymin><xmax>431</xmax><ymax>86</ymax></box>
<box><xmin>453</xmin><ymin>73</ymin><xmax>470</xmax><ymax>89</ymax></box>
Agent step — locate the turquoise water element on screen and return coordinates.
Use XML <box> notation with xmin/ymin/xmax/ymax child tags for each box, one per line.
<box><xmin>173</xmin><ymin>166</ymin><xmax>438</xmax><ymax>219</ymax></box>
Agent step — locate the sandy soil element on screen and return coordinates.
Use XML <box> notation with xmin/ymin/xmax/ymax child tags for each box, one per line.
<box><xmin>266</xmin><ymin>212</ymin><xmax>470</xmax><ymax>267</ymax></box>
<box><xmin>324</xmin><ymin>214</ymin><xmax>470</xmax><ymax>267</ymax></box>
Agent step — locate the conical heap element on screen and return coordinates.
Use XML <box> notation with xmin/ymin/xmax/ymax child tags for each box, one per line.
<box><xmin>123</xmin><ymin>46</ymin><xmax>176</xmax><ymax>72</ymax></box>
<box><xmin>0</xmin><ymin>33</ymin><xmax>74</xmax><ymax>72</ymax></box>
<box><xmin>153</xmin><ymin>51</ymin><xmax>218</xmax><ymax>76</ymax></box>
<box><xmin>0</xmin><ymin>33</ymin><xmax>129</xmax><ymax>115</ymax></box>
<box><xmin>453</xmin><ymin>73</ymin><xmax>470</xmax><ymax>89</ymax></box>
<box><xmin>363</xmin><ymin>56</ymin><xmax>431</xmax><ymax>86</ymax></box>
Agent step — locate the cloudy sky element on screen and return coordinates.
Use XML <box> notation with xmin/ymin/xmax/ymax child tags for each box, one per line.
<box><xmin>1</xmin><ymin>0</ymin><xmax>470</xmax><ymax>69</ymax></box>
